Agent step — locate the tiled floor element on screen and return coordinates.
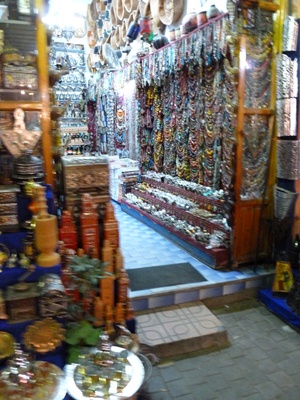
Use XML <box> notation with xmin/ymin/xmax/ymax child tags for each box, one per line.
<box><xmin>112</xmin><ymin>200</ymin><xmax>275</xmax><ymax>359</ymax></box>
<box><xmin>110</xmin><ymin>201</ymin><xmax>300</xmax><ymax>400</ymax></box>
<box><xmin>113</xmin><ymin>201</ymin><xmax>275</xmax><ymax>311</ymax></box>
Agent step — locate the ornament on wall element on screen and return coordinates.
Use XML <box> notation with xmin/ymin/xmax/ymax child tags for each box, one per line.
<box><xmin>0</xmin><ymin>108</ymin><xmax>41</xmax><ymax>158</ymax></box>
<box><xmin>115</xmin><ymin>96</ymin><xmax>126</xmax><ymax>150</ymax></box>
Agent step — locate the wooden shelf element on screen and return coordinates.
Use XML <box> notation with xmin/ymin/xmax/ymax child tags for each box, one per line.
<box><xmin>0</xmin><ymin>101</ymin><xmax>43</xmax><ymax>111</ymax></box>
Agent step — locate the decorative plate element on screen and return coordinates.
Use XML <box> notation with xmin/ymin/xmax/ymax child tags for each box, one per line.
<box><xmin>0</xmin><ymin>361</ymin><xmax>66</xmax><ymax>400</ymax></box>
<box><xmin>23</xmin><ymin>318</ymin><xmax>65</xmax><ymax>353</ymax></box>
<box><xmin>0</xmin><ymin>332</ymin><xmax>15</xmax><ymax>360</ymax></box>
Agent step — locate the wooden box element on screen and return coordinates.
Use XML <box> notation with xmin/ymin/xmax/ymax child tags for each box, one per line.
<box><xmin>5</xmin><ymin>282</ymin><xmax>39</xmax><ymax>322</ymax></box>
<box><xmin>38</xmin><ymin>273</ymin><xmax>69</xmax><ymax>318</ymax></box>
<box><xmin>61</xmin><ymin>155</ymin><xmax>109</xmax><ymax>196</ymax></box>
<box><xmin>0</xmin><ymin>184</ymin><xmax>20</xmax><ymax>232</ymax></box>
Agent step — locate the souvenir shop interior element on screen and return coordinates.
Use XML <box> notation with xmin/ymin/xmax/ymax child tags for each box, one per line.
<box><xmin>0</xmin><ymin>0</ymin><xmax>299</xmax><ymax>398</ymax></box>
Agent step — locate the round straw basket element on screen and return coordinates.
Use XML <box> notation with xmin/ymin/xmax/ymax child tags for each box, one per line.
<box><xmin>158</xmin><ymin>0</ymin><xmax>184</xmax><ymax>26</ymax></box>
<box><xmin>110</xmin><ymin>4</ymin><xmax>118</xmax><ymax>28</ymax></box>
<box><xmin>144</xmin><ymin>0</ymin><xmax>165</xmax><ymax>33</ymax></box>
<box><xmin>95</xmin><ymin>0</ymin><xmax>106</xmax><ymax>14</ymax></box>
<box><xmin>110</xmin><ymin>30</ymin><xmax>118</xmax><ymax>50</ymax></box>
<box><xmin>115</xmin><ymin>25</ymin><xmax>125</xmax><ymax>47</ymax></box>
<box><xmin>116</xmin><ymin>0</ymin><xmax>130</xmax><ymax>23</ymax></box>
<box><xmin>121</xmin><ymin>18</ymin><xmax>128</xmax><ymax>43</ymax></box>
<box><xmin>87</xmin><ymin>3</ymin><xmax>96</xmax><ymax>28</ymax></box>
<box><xmin>124</xmin><ymin>0</ymin><xmax>139</xmax><ymax>13</ymax></box>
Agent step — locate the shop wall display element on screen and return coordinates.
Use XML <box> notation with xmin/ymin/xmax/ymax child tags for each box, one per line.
<box><xmin>85</xmin><ymin>2</ymin><xmax>279</xmax><ymax>269</ymax></box>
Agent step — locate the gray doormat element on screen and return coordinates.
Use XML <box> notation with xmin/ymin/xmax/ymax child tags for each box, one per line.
<box><xmin>127</xmin><ymin>262</ymin><xmax>207</xmax><ymax>292</ymax></box>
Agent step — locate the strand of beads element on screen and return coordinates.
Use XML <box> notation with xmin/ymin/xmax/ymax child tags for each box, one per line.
<box><xmin>162</xmin><ymin>76</ymin><xmax>176</xmax><ymax>176</ymax></box>
<box><xmin>241</xmin><ymin>115</ymin><xmax>270</xmax><ymax>199</ymax></box>
<box><xmin>153</xmin><ymin>86</ymin><xmax>164</xmax><ymax>172</ymax></box>
<box><xmin>221</xmin><ymin>56</ymin><xmax>238</xmax><ymax>199</ymax></box>
<box><xmin>187</xmin><ymin>62</ymin><xmax>200</xmax><ymax>183</ymax></box>
<box><xmin>245</xmin><ymin>32</ymin><xmax>273</xmax><ymax>108</ymax></box>
<box><xmin>174</xmin><ymin>67</ymin><xmax>190</xmax><ymax>180</ymax></box>
<box><xmin>144</xmin><ymin>86</ymin><xmax>155</xmax><ymax>172</ymax></box>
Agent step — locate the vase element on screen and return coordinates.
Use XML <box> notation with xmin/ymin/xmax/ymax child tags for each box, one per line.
<box><xmin>197</xmin><ymin>11</ymin><xmax>207</xmax><ymax>27</ymax></box>
<box><xmin>182</xmin><ymin>12</ymin><xmax>198</xmax><ymax>34</ymax></box>
<box><xmin>206</xmin><ymin>5</ymin><xmax>220</xmax><ymax>20</ymax></box>
<box><xmin>152</xmin><ymin>29</ymin><xmax>169</xmax><ymax>50</ymax></box>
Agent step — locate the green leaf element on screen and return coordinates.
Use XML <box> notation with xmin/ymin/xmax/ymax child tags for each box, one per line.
<box><xmin>85</xmin><ymin>327</ymin><xmax>102</xmax><ymax>346</ymax></box>
<box><xmin>67</xmin><ymin>346</ymin><xmax>80</xmax><ymax>364</ymax></box>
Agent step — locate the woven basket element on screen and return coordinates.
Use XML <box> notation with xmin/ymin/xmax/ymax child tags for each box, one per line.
<box><xmin>116</xmin><ymin>0</ymin><xmax>130</xmax><ymax>23</ymax></box>
<box><xmin>87</xmin><ymin>4</ymin><xmax>96</xmax><ymax>28</ymax></box>
<box><xmin>87</xmin><ymin>29</ymin><xmax>97</xmax><ymax>48</ymax></box>
<box><xmin>110</xmin><ymin>31</ymin><xmax>118</xmax><ymax>50</ymax></box>
<box><xmin>274</xmin><ymin>186</ymin><xmax>297</xmax><ymax>220</ymax></box>
<box><xmin>158</xmin><ymin>0</ymin><xmax>184</xmax><ymax>26</ymax></box>
<box><xmin>110</xmin><ymin>4</ymin><xmax>118</xmax><ymax>28</ymax></box>
<box><xmin>115</xmin><ymin>24</ymin><xmax>126</xmax><ymax>47</ymax></box>
<box><xmin>121</xmin><ymin>18</ymin><xmax>129</xmax><ymax>43</ymax></box>
<box><xmin>95</xmin><ymin>0</ymin><xmax>106</xmax><ymax>14</ymax></box>
<box><xmin>143</xmin><ymin>0</ymin><xmax>165</xmax><ymax>33</ymax></box>
<box><xmin>124</xmin><ymin>0</ymin><xmax>138</xmax><ymax>13</ymax></box>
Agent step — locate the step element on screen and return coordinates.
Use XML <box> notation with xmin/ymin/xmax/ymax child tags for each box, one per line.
<box><xmin>135</xmin><ymin>303</ymin><xmax>230</xmax><ymax>360</ymax></box>
<box><xmin>129</xmin><ymin>271</ymin><xmax>274</xmax><ymax>312</ymax></box>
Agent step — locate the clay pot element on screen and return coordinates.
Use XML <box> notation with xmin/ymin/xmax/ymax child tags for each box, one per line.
<box><xmin>206</xmin><ymin>5</ymin><xmax>220</xmax><ymax>19</ymax></box>
<box><xmin>182</xmin><ymin>12</ymin><xmax>198</xmax><ymax>34</ymax></box>
<box><xmin>197</xmin><ymin>11</ymin><xmax>207</xmax><ymax>27</ymax></box>
<box><xmin>152</xmin><ymin>29</ymin><xmax>169</xmax><ymax>49</ymax></box>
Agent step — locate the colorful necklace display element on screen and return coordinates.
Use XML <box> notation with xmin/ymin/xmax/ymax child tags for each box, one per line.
<box><xmin>87</xmin><ymin>11</ymin><xmax>274</xmax><ymax>206</ymax></box>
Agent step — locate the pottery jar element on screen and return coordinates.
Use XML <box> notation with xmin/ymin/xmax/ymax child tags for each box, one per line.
<box><xmin>206</xmin><ymin>5</ymin><xmax>220</xmax><ymax>19</ymax></box>
<box><xmin>197</xmin><ymin>11</ymin><xmax>207</xmax><ymax>27</ymax></box>
<box><xmin>181</xmin><ymin>12</ymin><xmax>198</xmax><ymax>34</ymax></box>
<box><xmin>152</xmin><ymin>29</ymin><xmax>169</xmax><ymax>50</ymax></box>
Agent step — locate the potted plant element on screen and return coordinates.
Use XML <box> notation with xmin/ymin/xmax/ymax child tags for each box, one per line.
<box><xmin>64</xmin><ymin>253</ymin><xmax>112</xmax><ymax>363</ymax></box>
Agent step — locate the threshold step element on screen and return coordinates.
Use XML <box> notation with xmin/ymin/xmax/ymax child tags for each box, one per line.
<box><xmin>135</xmin><ymin>303</ymin><xmax>230</xmax><ymax>359</ymax></box>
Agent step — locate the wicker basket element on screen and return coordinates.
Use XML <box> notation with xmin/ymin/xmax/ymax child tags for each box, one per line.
<box><xmin>116</xmin><ymin>0</ymin><xmax>130</xmax><ymax>23</ymax></box>
<box><xmin>143</xmin><ymin>0</ymin><xmax>165</xmax><ymax>33</ymax></box>
<box><xmin>274</xmin><ymin>186</ymin><xmax>297</xmax><ymax>220</ymax></box>
<box><xmin>158</xmin><ymin>0</ymin><xmax>184</xmax><ymax>26</ymax></box>
<box><xmin>124</xmin><ymin>0</ymin><xmax>138</xmax><ymax>13</ymax></box>
<box><xmin>110</xmin><ymin>4</ymin><xmax>118</xmax><ymax>28</ymax></box>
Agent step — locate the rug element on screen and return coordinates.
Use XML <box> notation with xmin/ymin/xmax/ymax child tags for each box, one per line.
<box><xmin>127</xmin><ymin>262</ymin><xmax>207</xmax><ymax>291</ymax></box>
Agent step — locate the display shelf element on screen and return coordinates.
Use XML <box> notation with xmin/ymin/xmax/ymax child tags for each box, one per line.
<box><xmin>141</xmin><ymin>176</ymin><xmax>226</xmax><ymax>215</ymax></box>
<box><xmin>130</xmin><ymin>188</ymin><xmax>229</xmax><ymax>236</ymax></box>
<box><xmin>121</xmin><ymin>200</ymin><xmax>230</xmax><ymax>269</ymax></box>
<box><xmin>0</xmin><ymin>0</ymin><xmax>53</xmax><ymax>186</ymax></box>
<box><xmin>123</xmin><ymin>171</ymin><xmax>230</xmax><ymax>268</ymax></box>
<box><xmin>259</xmin><ymin>288</ymin><xmax>300</xmax><ymax>330</ymax></box>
